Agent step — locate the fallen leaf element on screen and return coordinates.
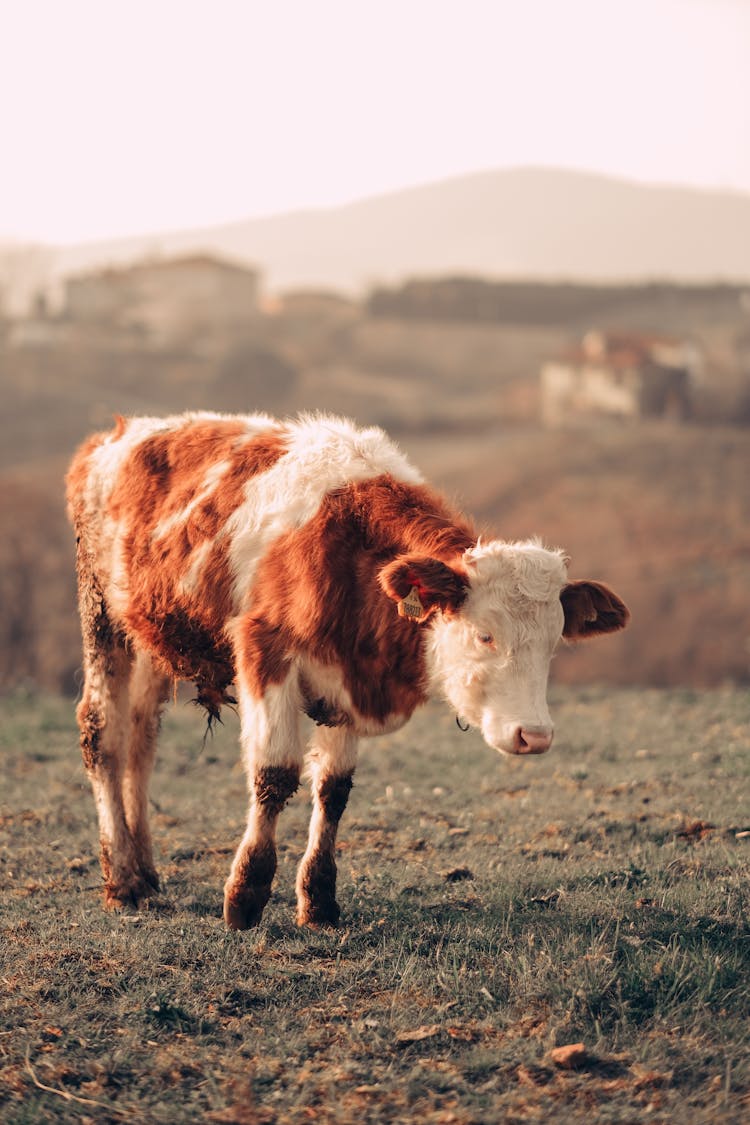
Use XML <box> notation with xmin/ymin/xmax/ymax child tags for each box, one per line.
<box><xmin>676</xmin><ymin>819</ymin><xmax>715</xmax><ymax>842</ymax></box>
<box><xmin>396</xmin><ymin>1024</ymin><xmax>441</xmax><ymax>1044</ymax></box>
<box><xmin>550</xmin><ymin>1043</ymin><xmax>587</xmax><ymax>1069</ymax></box>
<box><xmin>66</xmin><ymin>857</ymin><xmax>92</xmax><ymax>872</ymax></box>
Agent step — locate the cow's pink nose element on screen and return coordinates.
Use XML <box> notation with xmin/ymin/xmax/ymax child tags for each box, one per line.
<box><xmin>515</xmin><ymin>727</ymin><xmax>554</xmax><ymax>754</ymax></box>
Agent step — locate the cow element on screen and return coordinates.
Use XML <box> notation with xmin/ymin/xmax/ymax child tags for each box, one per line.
<box><xmin>66</xmin><ymin>412</ymin><xmax>629</xmax><ymax>929</ymax></box>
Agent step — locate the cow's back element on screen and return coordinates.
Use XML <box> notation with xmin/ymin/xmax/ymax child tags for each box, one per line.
<box><xmin>67</xmin><ymin>412</ymin><xmax>423</xmax><ymax>686</ymax></box>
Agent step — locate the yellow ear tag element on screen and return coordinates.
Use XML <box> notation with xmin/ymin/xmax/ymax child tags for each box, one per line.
<box><xmin>398</xmin><ymin>585</ymin><xmax>428</xmax><ymax>623</ymax></box>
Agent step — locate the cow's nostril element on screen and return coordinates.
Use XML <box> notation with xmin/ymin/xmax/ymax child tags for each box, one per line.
<box><xmin>517</xmin><ymin>727</ymin><xmax>553</xmax><ymax>754</ymax></box>
<box><xmin>511</xmin><ymin>726</ymin><xmax>527</xmax><ymax>753</ymax></box>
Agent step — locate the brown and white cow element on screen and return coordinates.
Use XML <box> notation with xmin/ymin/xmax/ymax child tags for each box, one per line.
<box><xmin>66</xmin><ymin>412</ymin><xmax>629</xmax><ymax>928</ymax></box>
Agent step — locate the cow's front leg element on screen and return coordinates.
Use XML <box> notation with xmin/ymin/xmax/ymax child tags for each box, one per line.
<box><xmin>296</xmin><ymin>726</ymin><xmax>357</xmax><ymax>928</ymax></box>
<box><xmin>224</xmin><ymin>676</ymin><xmax>303</xmax><ymax>930</ymax></box>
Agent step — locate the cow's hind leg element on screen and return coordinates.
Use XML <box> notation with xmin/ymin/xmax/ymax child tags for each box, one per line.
<box><xmin>296</xmin><ymin>727</ymin><xmax>357</xmax><ymax>928</ymax></box>
<box><xmin>122</xmin><ymin>649</ymin><xmax>170</xmax><ymax>894</ymax></box>
<box><xmin>77</xmin><ymin>631</ymin><xmax>149</xmax><ymax>909</ymax></box>
<box><xmin>223</xmin><ymin>676</ymin><xmax>303</xmax><ymax>929</ymax></box>
<box><xmin>74</xmin><ymin>537</ymin><xmax>154</xmax><ymax>910</ymax></box>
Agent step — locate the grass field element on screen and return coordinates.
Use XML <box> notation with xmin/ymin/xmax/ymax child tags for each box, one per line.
<box><xmin>1</xmin><ymin>687</ymin><xmax>748</xmax><ymax>1123</ymax></box>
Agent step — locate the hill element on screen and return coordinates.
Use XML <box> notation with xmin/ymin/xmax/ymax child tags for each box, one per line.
<box><xmin>45</xmin><ymin>168</ymin><xmax>750</xmax><ymax>294</ymax></box>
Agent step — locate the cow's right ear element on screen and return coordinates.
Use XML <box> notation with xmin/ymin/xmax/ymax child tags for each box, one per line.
<box><xmin>379</xmin><ymin>554</ymin><xmax>469</xmax><ymax>622</ymax></box>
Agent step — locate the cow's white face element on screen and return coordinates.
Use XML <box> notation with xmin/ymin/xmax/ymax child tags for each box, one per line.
<box><xmin>380</xmin><ymin>539</ymin><xmax>630</xmax><ymax>758</ymax></box>
<box><xmin>427</xmin><ymin>542</ymin><xmax>566</xmax><ymax>755</ymax></box>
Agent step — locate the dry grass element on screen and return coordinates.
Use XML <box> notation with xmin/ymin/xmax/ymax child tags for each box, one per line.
<box><xmin>1</xmin><ymin>686</ymin><xmax>748</xmax><ymax>1122</ymax></box>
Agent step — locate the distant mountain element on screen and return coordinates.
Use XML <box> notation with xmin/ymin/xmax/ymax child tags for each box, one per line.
<box><xmin>47</xmin><ymin>167</ymin><xmax>750</xmax><ymax>294</ymax></box>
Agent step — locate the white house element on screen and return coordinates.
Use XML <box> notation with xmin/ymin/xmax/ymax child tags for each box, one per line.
<box><xmin>541</xmin><ymin>331</ymin><xmax>699</xmax><ymax>426</ymax></box>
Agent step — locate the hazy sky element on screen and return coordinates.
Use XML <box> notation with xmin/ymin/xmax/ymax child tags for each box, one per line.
<box><xmin>2</xmin><ymin>0</ymin><xmax>749</xmax><ymax>243</ymax></box>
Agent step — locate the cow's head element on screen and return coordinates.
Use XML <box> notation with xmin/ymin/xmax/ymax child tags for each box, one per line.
<box><xmin>380</xmin><ymin>540</ymin><xmax>629</xmax><ymax>756</ymax></box>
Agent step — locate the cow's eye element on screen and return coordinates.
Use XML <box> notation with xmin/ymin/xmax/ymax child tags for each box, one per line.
<box><xmin>477</xmin><ymin>632</ymin><xmax>495</xmax><ymax>646</ymax></box>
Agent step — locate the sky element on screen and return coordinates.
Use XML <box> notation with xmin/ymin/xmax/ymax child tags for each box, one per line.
<box><xmin>1</xmin><ymin>0</ymin><xmax>749</xmax><ymax>244</ymax></box>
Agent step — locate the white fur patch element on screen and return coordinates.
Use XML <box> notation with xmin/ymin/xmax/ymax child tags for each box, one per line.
<box><xmin>178</xmin><ymin>539</ymin><xmax>215</xmax><ymax>595</ymax></box>
<box><xmin>306</xmin><ymin>725</ymin><xmax>359</xmax><ymax>777</ymax></box>
<box><xmin>236</xmin><ymin>676</ymin><xmax>305</xmax><ymax>773</ymax></box>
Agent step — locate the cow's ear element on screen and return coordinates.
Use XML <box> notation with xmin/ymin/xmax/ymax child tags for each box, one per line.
<box><xmin>379</xmin><ymin>554</ymin><xmax>469</xmax><ymax>621</ymax></box>
<box><xmin>561</xmin><ymin>580</ymin><xmax>630</xmax><ymax>640</ymax></box>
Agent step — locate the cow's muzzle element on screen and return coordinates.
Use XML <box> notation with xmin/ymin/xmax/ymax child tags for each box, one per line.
<box><xmin>481</xmin><ymin>718</ymin><xmax>555</xmax><ymax>756</ymax></box>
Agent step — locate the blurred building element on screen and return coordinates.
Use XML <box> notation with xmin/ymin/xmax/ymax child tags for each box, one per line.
<box><xmin>63</xmin><ymin>254</ymin><xmax>260</xmax><ymax>344</ymax></box>
<box><xmin>541</xmin><ymin>330</ymin><xmax>699</xmax><ymax>426</ymax></box>
<box><xmin>267</xmin><ymin>288</ymin><xmax>358</xmax><ymax>320</ymax></box>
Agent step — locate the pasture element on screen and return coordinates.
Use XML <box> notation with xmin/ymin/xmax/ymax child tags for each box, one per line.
<box><xmin>1</xmin><ymin>687</ymin><xmax>748</xmax><ymax>1123</ymax></box>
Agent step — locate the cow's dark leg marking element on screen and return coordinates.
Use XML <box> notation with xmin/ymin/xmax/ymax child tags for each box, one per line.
<box><xmin>224</xmin><ymin>666</ymin><xmax>305</xmax><ymax>928</ymax></box>
<box><xmin>296</xmin><ymin>727</ymin><xmax>358</xmax><ymax>928</ymax></box>
<box><xmin>224</xmin><ymin>765</ymin><xmax>300</xmax><ymax>929</ymax></box>
<box><xmin>296</xmin><ymin>772</ymin><xmax>354</xmax><ymax>927</ymax></box>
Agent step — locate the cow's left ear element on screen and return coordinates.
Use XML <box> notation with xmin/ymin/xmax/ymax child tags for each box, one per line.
<box><xmin>379</xmin><ymin>554</ymin><xmax>469</xmax><ymax>621</ymax></box>
<box><xmin>561</xmin><ymin>580</ymin><xmax>630</xmax><ymax>640</ymax></box>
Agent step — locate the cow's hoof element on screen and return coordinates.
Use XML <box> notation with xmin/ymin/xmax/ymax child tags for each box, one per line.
<box><xmin>296</xmin><ymin>853</ymin><xmax>339</xmax><ymax>928</ymax></box>
<box><xmin>223</xmin><ymin>886</ymin><xmax>270</xmax><ymax>930</ymax></box>
<box><xmin>139</xmin><ymin>865</ymin><xmax>161</xmax><ymax>893</ymax></box>
<box><xmin>296</xmin><ymin>898</ymin><xmax>341</xmax><ymax>929</ymax></box>
<box><xmin>103</xmin><ymin>872</ymin><xmax>159</xmax><ymax>911</ymax></box>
